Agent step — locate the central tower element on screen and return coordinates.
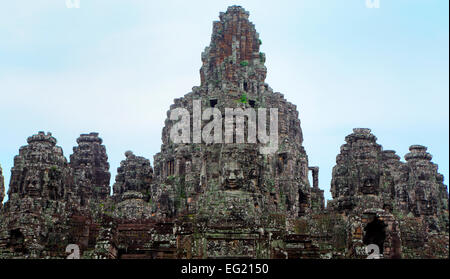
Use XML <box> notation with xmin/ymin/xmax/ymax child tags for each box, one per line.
<box><xmin>199</xmin><ymin>6</ymin><xmax>267</xmax><ymax>92</ymax></box>
<box><xmin>149</xmin><ymin>6</ymin><xmax>317</xmax><ymax>258</ymax></box>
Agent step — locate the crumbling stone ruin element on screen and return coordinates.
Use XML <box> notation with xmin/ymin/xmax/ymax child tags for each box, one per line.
<box><xmin>112</xmin><ymin>151</ymin><xmax>154</xmax><ymax>221</ymax></box>
<box><xmin>70</xmin><ymin>133</ymin><xmax>110</xmax><ymax>206</ymax></box>
<box><xmin>328</xmin><ymin>128</ymin><xmax>448</xmax><ymax>258</ymax></box>
<box><xmin>0</xmin><ymin>6</ymin><xmax>448</xmax><ymax>259</ymax></box>
<box><xmin>0</xmin><ymin>132</ymin><xmax>74</xmax><ymax>258</ymax></box>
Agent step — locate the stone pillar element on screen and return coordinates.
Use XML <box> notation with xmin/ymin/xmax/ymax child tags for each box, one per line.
<box><xmin>308</xmin><ymin>166</ymin><xmax>324</xmax><ymax>213</ymax></box>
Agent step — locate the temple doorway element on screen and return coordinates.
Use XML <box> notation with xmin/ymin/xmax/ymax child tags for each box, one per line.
<box><xmin>363</xmin><ymin>216</ymin><xmax>387</xmax><ymax>255</ymax></box>
<box><xmin>8</xmin><ymin>229</ymin><xmax>25</xmax><ymax>252</ymax></box>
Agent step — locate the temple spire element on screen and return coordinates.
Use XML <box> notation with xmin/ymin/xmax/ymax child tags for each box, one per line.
<box><xmin>200</xmin><ymin>6</ymin><xmax>267</xmax><ymax>89</ymax></box>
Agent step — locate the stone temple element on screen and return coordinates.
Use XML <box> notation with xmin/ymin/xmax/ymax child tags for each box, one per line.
<box><xmin>0</xmin><ymin>6</ymin><xmax>448</xmax><ymax>259</ymax></box>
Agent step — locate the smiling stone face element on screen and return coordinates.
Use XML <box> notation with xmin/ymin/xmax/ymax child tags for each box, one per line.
<box><xmin>223</xmin><ymin>161</ymin><xmax>244</xmax><ymax>190</ymax></box>
<box><xmin>359</xmin><ymin>168</ymin><xmax>380</xmax><ymax>195</ymax></box>
<box><xmin>24</xmin><ymin>171</ymin><xmax>41</xmax><ymax>197</ymax></box>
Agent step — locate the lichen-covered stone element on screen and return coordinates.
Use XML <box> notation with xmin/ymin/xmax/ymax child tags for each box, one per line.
<box><xmin>7</xmin><ymin>132</ymin><xmax>71</xmax><ymax>201</ymax></box>
<box><xmin>113</xmin><ymin>151</ymin><xmax>153</xmax><ymax>202</ymax></box>
<box><xmin>328</xmin><ymin>128</ymin><xmax>448</xmax><ymax>258</ymax></box>
<box><xmin>70</xmin><ymin>132</ymin><xmax>111</xmax><ymax>208</ymax></box>
<box><xmin>0</xmin><ymin>6</ymin><xmax>447</xmax><ymax>260</ymax></box>
<box><xmin>403</xmin><ymin>145</ymin><xmax>449</xmax><ymax>232</ymax></box>
<box><xmin>330</xmin><ymin>128</ymin><xmax>385</xmax><ymax>212</ymax></box>
<box><xmin>309</xmin><ymin>167</ymin><xmax>325</xmax><ymax>213</ymax></box>
<box><xmin>151</xmin><ymin>5</ymin><xmax>312</xmax><ymax>225</ymax></box>
<box><xmin>0</xmin><ymin>132</ymin><xmax>73</xmax><ymax>258</ymax></box>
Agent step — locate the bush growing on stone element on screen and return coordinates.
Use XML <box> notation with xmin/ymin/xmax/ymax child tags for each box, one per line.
<box><xmin>259</xmin><ymin>52</ymin><xmax>265</xmax><ymax>63</ymax></box>
<box><xmin>240</xmin><ymin>60</ymin><xmax>249</xmax><ymax>67</ymax></box>
<box><xmin>239</xmin><ymin>93</ymin><xmax>248</xmax><ymax>103</ymax></box>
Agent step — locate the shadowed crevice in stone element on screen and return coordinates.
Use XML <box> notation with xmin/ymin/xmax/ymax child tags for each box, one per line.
<box><xmin>363</xmin><ymin>216</ymin><xmax>387</xmax><ymax>254</ymax></box>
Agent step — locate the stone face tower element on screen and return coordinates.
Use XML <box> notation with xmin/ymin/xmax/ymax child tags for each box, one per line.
<box><xmin>70</xmin><ymin>133</ymin><xmax>111</xmax><ymax>207</ymax></box>
<box><xmin>7</xmin><ymin>132</ymin><xmax>71</xmax><ymax>202</ymax></box>
<box><xmin>330</xmin><ymin>128</ymin><xmax>388</xmax><ymax>211</ymax></box>
<box><xmin>149</xmin><ymin>6</ymin><xmax>314</xmax><ymax>257</ymax></box>
<box><xmin>113</xmin><ymin>151</ymin><xmax>153</xmax><ymax>202</ymax></box>
<box><xmin>112</xmin><ymin>151</ymin><xmax>154</xmax><ymax>221</ymax></box>
<box><xmin>403</xmin><ymin>145</ymin><xmax>449</xmax><ymax>231</ymax></box>
<box><xmin>330</xmin><ymin>129</ymin><xmax>448</xmax><ymax>228</ymax></box>
<box><xmin>329</xmin><ymin>128</ymin><xmax>449</xmax><ymax>258</ymax></box>
<box><xmin>0</xmin><ymin>132</ymin><xmax>73</xmax><ymax>257</ymax></box>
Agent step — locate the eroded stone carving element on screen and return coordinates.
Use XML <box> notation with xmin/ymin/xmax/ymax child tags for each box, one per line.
<box><xmin>70</xmin><ymin>132</ymin><xmax>110</xmax><ymax>207</ymax></box>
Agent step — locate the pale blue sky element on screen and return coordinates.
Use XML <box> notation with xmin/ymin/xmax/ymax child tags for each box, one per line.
<box><xmin>0</xmin><ymin>0</ymin><xmax>448</xmax><ymax>202</ymax></box>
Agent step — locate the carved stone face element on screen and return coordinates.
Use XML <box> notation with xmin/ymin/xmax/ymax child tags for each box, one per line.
<box><xmin>335</xmin><ymin>166</ymin><xmax>348</xmax><ymax>176</ymax></box>
<box><xmin>360</xmin><ymin>169</ymin><xmax>379</xmax><ymax>195</ymax></box>
<box><xmin>392</xmin><ymin>165</ymin><xmax>409</xmax><ymax>188</ymax></box>
<box><xmin>417</xmin><ymin>170</ymin><xmax>431</xmax><ymax>181</ymax></box>
<box><xmin>334</xmin><ymin>177</ymin><xmax>348</xmax><ymax>196</ymax></box>
<box><xmin>363</xmin><ymin>177</ymin><xmax>376</xmax><ymax>189</ymax></box>
<box><xmin>222</xmin><ymin>161</ymin><xmax>244</xmax><ymax>190</ymax></box>
<box><xmin>24</xmin><ymin>171</ymin><xmax>41</xmax><ymax>197</ymax></box>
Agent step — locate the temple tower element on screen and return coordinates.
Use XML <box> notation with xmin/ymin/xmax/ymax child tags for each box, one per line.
<box><xmin>70</xmin><ymin>133</ymin><xmax>111</xmax><ymax>207</ymax></box>
<box><xmin>0</xmin><ymin>132</ymin><xmax>73</xmax><ymax>258</ymax></box>
<box><xmin>148</xmin><ymin>5</ymin><xmax>316</xmax><ymax>258</ymax></box>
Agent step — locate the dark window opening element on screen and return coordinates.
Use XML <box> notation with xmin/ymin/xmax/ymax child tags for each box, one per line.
<box><xmin>243</xmin><ymin>82</ymin><xmax>248</xmax><ymax>92</ymax></box>
<box><xmin>49</xmin><ymin>185</ymin><xmax>57</xmax><ymax>200</ymax></box>
<box><xmin>363</xmin><ymin>216</ymin><xmax>387</xmax><ymax>255</ymax></box>
<box><xmin>167</xmin><ymin>160</ymin><xmax>175</xmax><ymax>176</ymax></box>
<box><xmin>210</xmin><ymin>99</ymin><xmax>218</xmax><ymax>107</ymax></box>
<box><xmin>298</xmin><ymin>190</ymin><xmax>308</xmax><ymax>217</ymax></box>
<box><xmin>285</xmin><ymin>196</ymin><xmax>292</xmax><ymax>211</ymax></box>
<box><xmin>179</xmin><ymin>159</ymin><xmax>185</xmax><ymax>175</ymax></box>
<box><xmin>418</xmin><ymin>173</ymin><xmax>429</xmax><ymax>181</ymax></box>
<box><xmin>277</xmin><ymin>153</ymin><xmax>287</xmax><ymax>174</ymax></box>
<box><xmin>276</xmin><ymin>160</ymin><xmax>283</xmax><ymax>174</ymax></box>
<box><xmin>249</xmin><ymin>100</ymin><xmax>256</xmax><ymax>107</ymax></box>
<box><xmin>8</xmin><ymin>229</ymin><xmax>25</xmax><ymax>253</ymax></box>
